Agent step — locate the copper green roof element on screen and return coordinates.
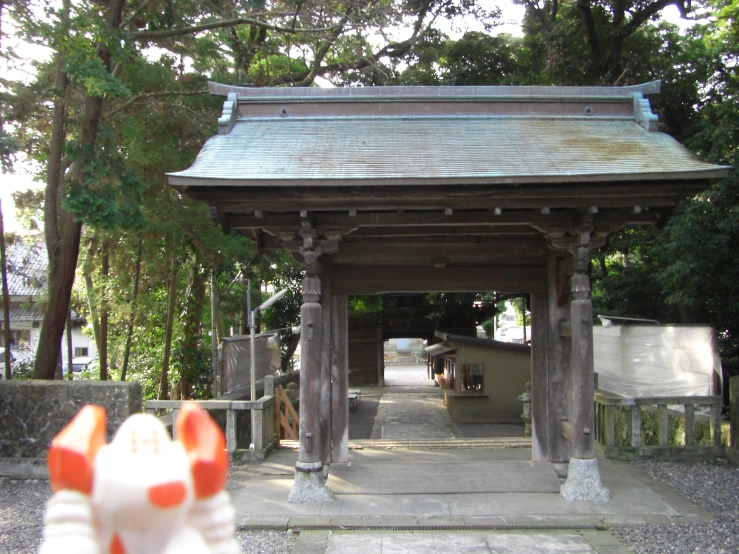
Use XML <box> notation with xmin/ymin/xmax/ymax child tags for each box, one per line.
<box><xmin>167</xmin><ymin>81</ymin><xmax>729</xmax><ymax>189</ymax></box>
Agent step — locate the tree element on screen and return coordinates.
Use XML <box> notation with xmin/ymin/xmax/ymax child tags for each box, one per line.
<box><xmin>516</xmin><ymin>0</ymin><xmax>694</xmax><ymax>83</ymax></box>
<box><xmin>2</xmin><ymin>0</ymin><xmax>497</xmax><ymax>380</ymax></box>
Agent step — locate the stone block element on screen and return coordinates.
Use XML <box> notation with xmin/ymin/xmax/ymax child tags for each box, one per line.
<box><xmin>0</xmin><ymin>380</ymin><xmax>142</xmax><ymax>477</ymax></box>
<box><xmin>560</xmin><ymin>458</ymin><xmax>610</xmax><ymax>502</ymax></box>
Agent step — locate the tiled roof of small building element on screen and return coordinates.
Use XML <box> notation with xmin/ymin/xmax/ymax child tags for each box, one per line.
<box><xmin>5</xmin><ymin>240</ymin><xmax>47</xmax><ymax>297</ymax></box>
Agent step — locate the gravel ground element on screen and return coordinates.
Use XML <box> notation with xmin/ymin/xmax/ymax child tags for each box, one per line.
<box><xmin>612</xmin><ymin>459</ymin><xmax>739</xmax><ymax>554</ymax></box>
<box><xmin>2</xmin><ymin>458</ymin><xmax>737</xmax><ymax>553</ymax></box>
<box><xmin>0</xmin><ymin>477</ymin><xmax>296</xmax><ymax>554</ymax></box>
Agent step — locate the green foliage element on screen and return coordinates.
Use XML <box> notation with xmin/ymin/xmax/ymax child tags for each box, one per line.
<box><xmin>10</xmin><ymin>361</ymin><xmax>34</xmax><ymax>380</ymax></box>
<box><xmin>591</xmin><ymin>227</ymin><xmax>679</xmax><ymax>323</ymax></box>
<box><xmin>64</xmin><ymin>152</ymin><xmax>146</xmax><ymax>230</ymax></box>
<box><xmin>349</xmin><ymin>295</ymin><xmax>383</xmax><ymax>315</ymax></box>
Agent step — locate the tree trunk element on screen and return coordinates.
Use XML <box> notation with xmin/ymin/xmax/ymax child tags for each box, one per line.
<box><xmin>280</xmin><ymin>332</ymin><xmax>301</xmax><ymax>372</ymax></box>
<box><xmin>158</xmin><ymin>253</ymin><xmax>179</xmax><ymax>400</ymax></box>
<box><xmin>214</xmin><ymin>283</ymin><xmax>225</xmax><ymax>342</ymax></box>
<box><xmin>121</xmin><ymin>239</ymin><xmax>143</xmax><ymax>381</ymax></box>
<box><xmin>99</xmin><ymin>239</ymin><xmax>109</xmax><ymax>380</ymax></box>
<box><xmin>0</xmin><ymin>199</ymin><xmax>11</xmax><ymax>379</ymax></box>
<box><xmin>34</xmin><ymin>0</ymin><xmax>126</xmax><ymax>379</ymax></box>
<box><xmin>83</xmin><ymin>236</ymin><xmax>102</xmax><ymax>356</ymax></box>
<box><xmin>180</xmin><ymin>254</ymin><xmax>206</xmax><ymax>400</ymax></box>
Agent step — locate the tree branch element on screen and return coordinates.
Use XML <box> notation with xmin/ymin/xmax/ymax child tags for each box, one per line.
<box><xmin>298</xmin><ymin>10</ymin><xmax>353</xmax><ymax>86</ymax></box>
<box><xmin>130</xmin><ymin>17</ymin><xmax>338</xmax><ymax>41</ymax></box>
<box><xmin>577</xmin><ymin>0</ymin><xmax>602</xmax><ymax>70</ymax></box>
<box><xmin>622</xmin><ymin>0</ymin><xmax>682</xmax><ymax>37</ymax></box>
<box><xmin>103</xmin><ymin>89</ymin><xmax>209</xmax><ymax>120</ymax></box>
<box><xmin>268</xmin><ymin>0</ymin><xmax>433</xmax><ymax>86</ymax></box>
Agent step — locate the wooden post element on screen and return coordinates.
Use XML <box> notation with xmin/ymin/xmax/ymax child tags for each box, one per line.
<box><xmin>546</xmin><ymin>253</ymin><xmax>572</xmax><ymax>463</ymax></box>
<box><xmin>557</xmin><ymin>220</ymin><xmax>610</xmax><ymax>502</ymax></box>
<box><xmin>320</xmin><ymin>260</ymin><xmax>333</xmax><ymax>466</ymax></box>
<box><xmin>530</xmin><ymin>290</ymin><xmax>550</xmax><ymax>462</ymax></box>
<box><xmin>290</xmin><ymin>221</ymin><xmax>334</xmax><ymax>503</ymax></box>
<box><xmin>331</xmin><ymin>294</ymin><xmax>349</xmax><ymax>463</ymax></box>
<box><xmin>297</xmin><ymin>275</ymin><xmax>324</xmax><ymax>466</ymax></box>
<box><xmin>570</xmin><ymin>240</ymin><xmax>596</xmax><ymax>460</ymax></box>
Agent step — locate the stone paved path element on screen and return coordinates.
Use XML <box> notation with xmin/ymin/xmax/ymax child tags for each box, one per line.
<box><xmin>293</xmin><ymin>529</ymin><xmax>629</xmax><ymax>553</ymax></box>
<box><xmin>370</xmin><ymin>391</ymin><xmax>456</xmax><ymax>440</ymax></box>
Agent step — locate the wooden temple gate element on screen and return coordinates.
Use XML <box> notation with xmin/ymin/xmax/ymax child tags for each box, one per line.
<box><xmin>167</xmin><ymin>82</ymin><xmax>729</xmax><ymax>502</ymax></box>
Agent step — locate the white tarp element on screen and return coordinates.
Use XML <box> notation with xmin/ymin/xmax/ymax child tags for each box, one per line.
<box><xmin>594</xmin><ymin>325</ymin><xmax>722</xmax><ymax>398</ymax></box>
<box><xmin>218</xmin><ymin>333</ymin><xmax>281</xmax><ymax>395</ymax></box>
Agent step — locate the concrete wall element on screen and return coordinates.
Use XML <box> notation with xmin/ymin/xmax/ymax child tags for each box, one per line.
<box><xmin>0</xmin><ymin>380</ymin><xmax>142</xmax><ymax>478</ymax></box>
<box><xmin>444</xmin><ymin>342</ymin><xmax>530</xmax><ymax>423</ymax></box>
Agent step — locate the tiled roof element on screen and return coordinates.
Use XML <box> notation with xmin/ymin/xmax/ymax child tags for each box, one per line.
<box><xmin>167</xmin><ymin>81</ymin><xmax>730</xmax><ymax>188</ymax></box>
<box><xmin>168</xmin><ymin>118</ymin><xmax>727</xmax><ymax>186</ymax></box>
<box><xmin>8</xmin><ymin>303</ymin><xmax>44</xmax><ymax>322</ymax></box>
<box><xmin>5</xmin><ymin>240</ymin><xmax>47</xmax><ymax>297</ymax></box>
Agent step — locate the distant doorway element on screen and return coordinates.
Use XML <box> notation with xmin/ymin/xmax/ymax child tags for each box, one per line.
<box><xmin>383</xmin><ymin>337</ymin><xmax>434</xmax><ymax>387</ymax></box>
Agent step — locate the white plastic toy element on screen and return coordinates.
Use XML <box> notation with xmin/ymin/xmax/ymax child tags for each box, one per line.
<box><xmin>40</xmin><ymin>402</ymin><xmax>240</xmax><ymax>554</ymax></box>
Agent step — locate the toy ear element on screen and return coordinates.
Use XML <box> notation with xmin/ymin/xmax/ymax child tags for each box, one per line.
<box><xmin>175</xmin><ymin>402</ymin><xmax>228</xmax><ymax>499</ymax></box>
<box><xmin>47</xmin><ymin>405</ymin><xmax>107</xmax><ymax>494</ymax></box>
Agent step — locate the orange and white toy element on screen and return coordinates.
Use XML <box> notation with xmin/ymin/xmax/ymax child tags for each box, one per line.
<box><xmin>40</xmin><ymin>402</ymin><xmax>239</xmax><ymax>554</ymax></box>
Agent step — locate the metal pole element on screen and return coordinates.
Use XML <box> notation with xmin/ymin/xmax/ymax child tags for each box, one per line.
<box><xmin>248</xmin><ymin>279</ymin><xmax>256</xmax><ymax>451</ymax></box>
<box><xmin>210</xmin><ymin>271</ymin><xmax>219</xmax><ymax>396</ymax></box>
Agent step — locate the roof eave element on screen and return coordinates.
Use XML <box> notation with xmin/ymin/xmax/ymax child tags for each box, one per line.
<box><xmin>166</xmin><ymin>168</ymin><xmax>731</xmax><ymax>189</ymax></box>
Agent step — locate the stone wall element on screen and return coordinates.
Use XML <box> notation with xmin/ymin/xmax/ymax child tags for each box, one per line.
<box><xmin>0</xmin><ymin>380</ymin><xmax>142</xmax><ymax>478</ymax></box>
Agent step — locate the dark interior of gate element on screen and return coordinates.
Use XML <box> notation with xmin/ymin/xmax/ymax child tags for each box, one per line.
<box><xmin>168</xmin><ymin>81</ymin><xmax>729</xmax><ymax>500</ymax></box>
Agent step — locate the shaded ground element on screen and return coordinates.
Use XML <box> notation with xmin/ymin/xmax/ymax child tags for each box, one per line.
<box><xmin>349</xmin><ymin>364</ymin><xmax>526</xmax><ymax>441</ymax></box>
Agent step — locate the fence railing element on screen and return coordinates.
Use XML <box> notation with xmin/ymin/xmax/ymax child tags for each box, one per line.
<box><xmin>145</xmin><ymin>395</ymin><xmax>275</xmax><ymax>456</ymax></box>
<box><xmin>594</xmin><ymin>391</ymin><xmax>722</xmax><ymax>459</ymax></box>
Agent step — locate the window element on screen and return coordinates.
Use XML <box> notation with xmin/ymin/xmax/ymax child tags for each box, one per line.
<box><xmin>461</xmin><ymin>363</ymin><xmax>484</xmax><ymax>392</ymax></box>
<box><xmin>74</xmin><ymin>347</ymin><xmax>89</xmax><ymax>357</ymax></box>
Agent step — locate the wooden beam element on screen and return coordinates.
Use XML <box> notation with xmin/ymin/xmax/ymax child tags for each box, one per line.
<box><xmin>188</xmin><ymin>181</ymin><xmax>709</xmax><ymax>207</ymax></box>
<box><xmin>332</xmin><ymin>266</ymin><xmax>546</xmax><ymax>294</ymax></box>
<box><xmin>346</xmin><ymin>225</ymin><xmax>543</xmax><ymax>237</ymax></box>
<box><xmin>230</xmin><ymin>209</ymin><xmax>661</xmax><ymax>232</ymax></box>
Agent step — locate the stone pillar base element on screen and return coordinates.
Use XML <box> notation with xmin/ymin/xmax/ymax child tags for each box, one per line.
<box><xmin>560</xmin><ymin>458</ymin><xmax>610</xmax><ymax>502</ymax></box>
<box><xmin>288</xmin><ymin>463</ymin><xmax>334</xmax><ymax>503</ymax></box>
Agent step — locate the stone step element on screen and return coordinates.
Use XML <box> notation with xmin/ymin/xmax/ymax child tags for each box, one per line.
<box><xmin>277</xmin><ymin>437</ymin><xmax>531</xmax><ymax>450</ymax></box>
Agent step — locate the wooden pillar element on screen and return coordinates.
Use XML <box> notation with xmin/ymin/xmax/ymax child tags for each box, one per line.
<box><xmin>570</xmin><ymin>253</ymin><xmax>596</xmax><ymax>460</ymax></box>
<box><xmin>557</xmin><ymin>219</ymin><xmax>610</xmax><ymax>502</ymax></box>
<box><xmin>320</xmin><ymin>259</ymin><xmax>333</xmax><ymax>466</ymax></box>
<box><xmin>297</xmin><ymin>274</ymin><xmax>324</xmax><ymax>467</ymax></box>
<box><xmin>290</xmin><ymin>221</ymin><xmax>335</xmax><ymax>502</ymax></box>
<box><xmin>530</xmin><ymin>289</ymin><xmax>550</xmax><ymax>462</ymax></box>
<box><xmin>547</xmin><ymin>253</ymin><xmax>572</xmax><ymax>463</ymax></box>
<box><xmin>331</xmin><ymin>294</ymin><xmax>349</xmax><ymax>463</ymax></box>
